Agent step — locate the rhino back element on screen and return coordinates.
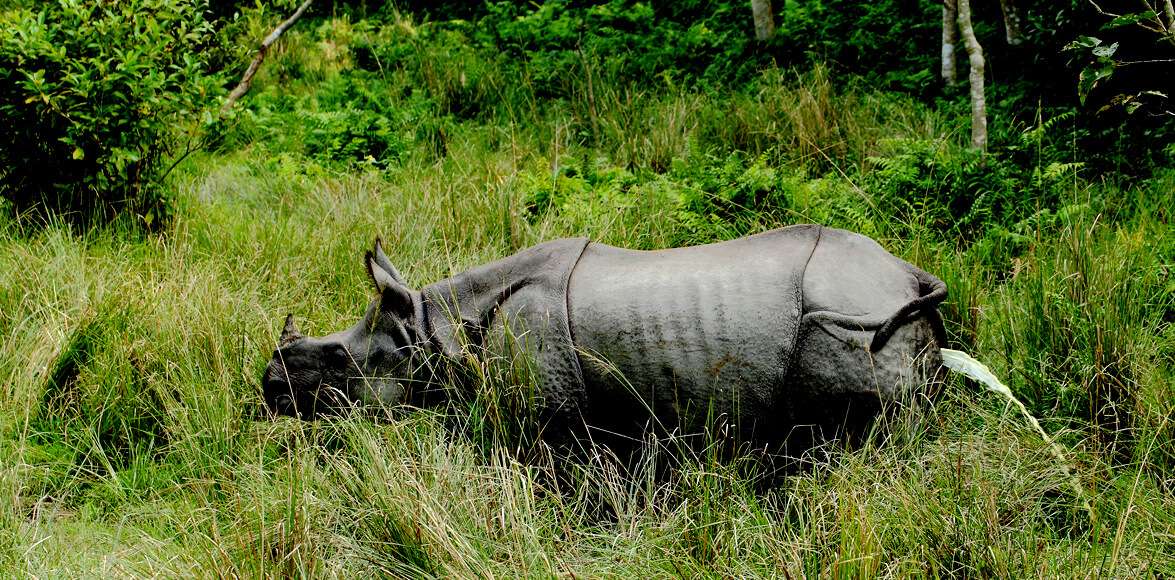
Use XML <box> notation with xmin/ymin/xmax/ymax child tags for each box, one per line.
<box><xmin>567</xmin><ymin>225</ymin><xmax>820</xmax><ymax>428</ymax></box>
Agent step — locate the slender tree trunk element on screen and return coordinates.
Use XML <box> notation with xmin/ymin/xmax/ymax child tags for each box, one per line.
<box><xmin>221</xmin><ymin>0</ymin><xmax>315</xmax><ymax>115</ymax></box>
<box><xmin>957</xmin><ymin>0</ymin><xmax>987</xmax><ymax>150</ymax></box>
<box><xmin>751</xmin><ymin>0</ymin><xmax>776</xmax><ymax>41</ymax></box>
<box><xmin>942</xmin><ymin>0</ymin><xmax>958</xmax><ymax>85</ymax></box>
<box><xmin>998</xmin><ymin>0</ymin><xmax>1025</xmax><ymax>45</ymax></box>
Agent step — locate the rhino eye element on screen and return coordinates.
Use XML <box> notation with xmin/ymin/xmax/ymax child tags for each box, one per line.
<box><xmin>324</xmin><ymin>344</ymin><xmax>352</xmax><ymax>366</ymax></box>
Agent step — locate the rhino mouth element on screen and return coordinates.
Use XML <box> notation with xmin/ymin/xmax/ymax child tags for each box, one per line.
<box><xmin>264</xmin><ymin>372</ymin><xmax>400</xmax><ymax>419</ymax></box>
<box><xmin>262</xmin><ymin>378</ymin><xmax>311</xmax><ymax>419</ymax></box>
<box><xmin>273</xmin><ymin>393</ymin><xmax>295</xmax><ymax>415</ymax></box>
<box><xmin>261</xmin><ymin>363</ymin><xmax>328</xmax><ymax>419</ymax></box>
<box><xmin>264</xmin><ymin>383</ymin><xmax>349</xmax><ymax>419</ymax></box>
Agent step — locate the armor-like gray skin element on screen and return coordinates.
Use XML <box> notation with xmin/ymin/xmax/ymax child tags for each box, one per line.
<box><xmin>262</xmin><ymin>224</ymin><xmax>946</xmax><ymax>446</ymax></box>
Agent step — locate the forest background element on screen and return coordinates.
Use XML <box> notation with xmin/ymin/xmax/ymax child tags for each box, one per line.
<box><xmin>0</xmin><ymin>0</ymin><xmax>1172</xmax><ymax>576</ymax></box>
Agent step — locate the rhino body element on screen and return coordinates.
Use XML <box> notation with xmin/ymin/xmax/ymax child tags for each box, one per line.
<box><xmin>263</xmin><ymin>224</ymin><xmax>946</xmax><ymax>445</ymax></box>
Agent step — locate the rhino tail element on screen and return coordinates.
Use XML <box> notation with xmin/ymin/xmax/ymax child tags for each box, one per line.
<box><xmin>869</xmin><ymin>266</ymin><xmax>948</xmax><ymax>353</ymax></box>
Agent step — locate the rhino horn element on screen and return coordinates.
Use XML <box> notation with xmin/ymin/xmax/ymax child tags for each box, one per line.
<box><xmin>279</xmin><ymin>313</ymin><xmax>302</xmax><ymax>346</ymax></box>
<box><xmin>372</xmin><ymin>237</ymin><xmax>406</xmax><ymax>285</ymax></box>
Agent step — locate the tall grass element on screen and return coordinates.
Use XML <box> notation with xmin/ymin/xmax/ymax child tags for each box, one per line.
<box><xmin>0</xmin><ymin>13</ymin><xmax>1171</xmax><ymax>578</ymax></box>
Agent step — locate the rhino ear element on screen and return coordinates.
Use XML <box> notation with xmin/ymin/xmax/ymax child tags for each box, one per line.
<box><xmin>372</xmin><ymin>238</ymin><xmax>406</xmax><ymax>285</ymax></box>
<box><xmin>366</xmin><ymin>251</ymin><xmax>414</xmax><ymax>317</ymax></box>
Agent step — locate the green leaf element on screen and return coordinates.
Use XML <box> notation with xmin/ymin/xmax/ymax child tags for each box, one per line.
<box><xmin>1078</xmin><ymin>63</ymin><xmax>1114</xmax><ymax>104</ymax></box>
<box><xmin>1091</xmin><ymin>42</ymin><xmax>1118</xmax><ymax>58</ymax></box>
<box><xmin>72</xmin><ymin>147</ymin><xmax>84</xmax><ymax>160</ymax></box>
<box><xmin>1063</xmin><ymin>35</ymin><xmax>1101</xmax><ymax>51</ymax></box>
<box><xmin>1103</xmin><ymin>10</ymin><xmax>1158</xmax><ymax>30</ymax></box>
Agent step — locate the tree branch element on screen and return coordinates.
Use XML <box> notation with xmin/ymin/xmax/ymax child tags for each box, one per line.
<box><xmin>220</xmin><ymin>0</ymin><xmax>315</xmax><ymax>115</ymax></box>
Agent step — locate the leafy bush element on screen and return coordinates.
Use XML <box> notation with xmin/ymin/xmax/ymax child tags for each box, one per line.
<box><xmin>0</xmin><ymin>0</ymin><xmax>220</xmax><ymax>225</ymax></box>
<box><xmin>784</xmin><ymin>0</ymin><xmax>941</xmax><ymax>94</ymax></box>
<box><xmin>303</xmin><ymin>108</ymin><xmax>409</xmax><ymax>167</ymax></box>
<box><xmin>491</xmin><ymin>1</ymin><xmax>767</xmax><ymax>88</ymax></box>
<box><xmin>353</xmin><ymin>17</ymin><xmax>500</xmax><ymax>121</ymax></box>
<box><xmin>865</xmin><ymin>137</ymin><xmax>1058</xmax><ymax>239</ymax></box>
<box><xmin>666</xmin><ymin>153</ymin><xmax>795</xmax><ymax>243</ymax></box>
<box><xmin>227</xmin><ymin>73</ymin><xmax>423</xmax><ymax>168</ymax></box>
<box><xmin>520</xmin><ymin>152</ymin><xmax>798</xmax><ymax>245</ymax></box>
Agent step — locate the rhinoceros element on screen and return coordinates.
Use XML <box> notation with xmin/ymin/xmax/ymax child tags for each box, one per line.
<box><xmin>262</xmin><ymin>224</ymin><xmax>947</xmax><ymax>446</ymax></box>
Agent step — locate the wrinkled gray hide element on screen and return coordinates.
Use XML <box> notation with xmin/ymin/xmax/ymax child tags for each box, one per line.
<box><xmin>262</xmin><ymin>224</ymin><xmax>946</xmax><ymax>444</ymax></box>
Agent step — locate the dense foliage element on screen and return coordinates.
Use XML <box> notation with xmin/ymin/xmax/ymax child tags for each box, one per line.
<box><xmin>0</xmin><ymin>0</ymin><xmax>219</xmax><ymax>224</ymax></box>
<box><xmin>1</xmin><ymin>0</ymin><xmax>1170</xmax><ymax>224</ymax></box>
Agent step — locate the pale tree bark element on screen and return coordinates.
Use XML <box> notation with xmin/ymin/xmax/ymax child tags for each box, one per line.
<box><xmin>751</xmin><ymin>0</ymin><xmax>776</xmax><ymax>41</ymax></box>
<box><xmin>998</xmin><ymin>0</ymin><xmax>1025</xmax><ymax>45</ymax></box>
<box><xmin>957</xmin><ymin>0</ymin><xmax>987</xmax><ymax>150</ymax></box>
<box><xmin>221</xmin><ymin>0</ymin><xmax>315</xmax><ymax>115</ymax></box>
<box><xmin>942</xmin><ymin>0</ymin><xmax>958</xmax><ymax>85</ymax></box>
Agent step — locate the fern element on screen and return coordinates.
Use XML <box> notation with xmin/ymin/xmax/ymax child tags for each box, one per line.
<box><xmin>1020</xmin><ymin>110</ymin><xmax>1078</xmax><ymax>149</ymax></box>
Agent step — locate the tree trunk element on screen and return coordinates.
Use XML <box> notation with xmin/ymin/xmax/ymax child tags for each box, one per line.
<box><xmin>942</xmin><ymin>0</ymin><xmax>958</xmax><ymax>85</ymax></box>
<box><xmin>751</xmin><ymin>0</ymin><xmax>776</xmax><ymax>41</ymax></box>
<box><xmin>957</xmin><ymin>0</ymin><xmax>987</xmax><ymax>150</ymax></box>
<box><xmin>220</xmin><ymin>0</ymin><xmax>315</xmax><ymax>115</ymax></box>
<box><xmin>998</xmin><ymin>0</ymin><xmax>1025</xmax><ymax>46</ymax></box>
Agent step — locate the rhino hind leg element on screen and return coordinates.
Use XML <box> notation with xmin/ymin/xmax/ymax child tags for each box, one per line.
<box><xmin>784</xmin><ymin>311</ymin><xmax>944</xmax><ymax>447</ymax></box>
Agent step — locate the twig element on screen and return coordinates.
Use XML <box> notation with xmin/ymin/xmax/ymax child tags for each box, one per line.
<box><xmin>1085</xmin><ymin>0</ymin><xmax>1119</xmax><ymax>19</ymax></box>
<box><xmin>1087</xmin><ymin>0</ymin><xmax>1168</xmax><ymax>34</ymax></box>
<box><xmin>159</xmin><ymin>131</ymin><xmax>202</xmax><ymax>183</ymax></box>
<box><xmin>220</xmin><ymin>0</ymin><xmax>315</xmax><ymax>115</ymax></box>
<box><xmin>1113</xmin><ymin>57</ymin><xmax>1175</xmax><ymax>65</ymax></box>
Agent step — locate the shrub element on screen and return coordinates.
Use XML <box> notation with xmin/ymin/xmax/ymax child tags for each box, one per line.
<box><xmin>865</xmin><ymin>138</ymin><xmax>1041</xmax><ymax>239</ymax></box>
<box><xmin>476</xmin><ymin>0</ymin><xmax>768</xmax><ymax>95</ymax></box>
<box><xmin>667</xmin><ymin>153</ymin><xmax>795</xmax><ymax>243</ymax></box>
<box><xmin>0</xmin><ymin>0</ymin><xmax>220</xmax><ymax>226</ymax></box>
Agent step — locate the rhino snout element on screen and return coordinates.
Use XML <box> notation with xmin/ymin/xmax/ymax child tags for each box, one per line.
<box><xmin>262</xmin><ymin>368</ymin><xmax>301</xmax><ymax>417</ymax></box>
<box><xmin>273</xmin><ymin>393</ymin><xmax>294</xmax><ymax>414</ymax></box>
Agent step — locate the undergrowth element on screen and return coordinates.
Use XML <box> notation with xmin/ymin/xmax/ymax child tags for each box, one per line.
<box><xmin>0</xmin><ymin>11</ymin><xmax>1170</xmax><ymax>578</ymax></box>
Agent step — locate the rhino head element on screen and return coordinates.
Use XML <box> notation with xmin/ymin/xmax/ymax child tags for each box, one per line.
<box><xmin>261</xmin><ymin>239</ymin><xmax>423</xmax><ymax>419</ymax></box>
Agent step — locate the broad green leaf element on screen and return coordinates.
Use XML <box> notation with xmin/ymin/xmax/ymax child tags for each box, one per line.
<box><xmin>1091</xmin><ymin>42</ymin><xmax>1118</xmax><ymax>58</ymax></box>
<box><xmin>1078</xmin><ymin>63</ymin><xmax>1114</xmax><ymax>104</ymax></box>
<box><xmin>1063</xmin><ymin>35</ymin><xmax>1101</xmax><ymax>51</ymax></box>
